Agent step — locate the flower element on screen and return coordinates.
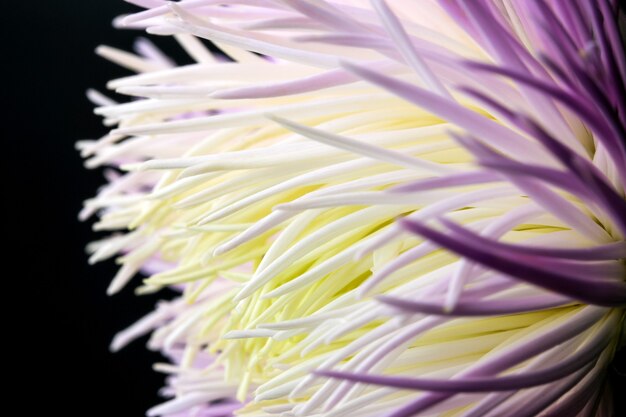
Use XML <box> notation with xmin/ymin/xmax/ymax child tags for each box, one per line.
<box><xmin>80</xmin><ymin>1</ymin><xmax>626</xmax><ymax>416</ymax></box>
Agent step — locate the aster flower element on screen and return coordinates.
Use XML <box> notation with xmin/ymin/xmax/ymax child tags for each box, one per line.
<box><xmin>80</xmin><ymin>1</ymin><xmax>626</xmax><ymax>416</ymax></box>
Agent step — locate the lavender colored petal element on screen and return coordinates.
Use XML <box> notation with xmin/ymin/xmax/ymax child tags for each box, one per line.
<box><xmin>439</xmin><ymin>218</ymin><xmax>626</xmax><ymax>260</ymax></box>
<box><xmin>385</xmin><ymin>306</ymin><xmax>609</xmax><ymax>416</ymax></box>
<box><xmin>389</xmin><ymin>171</ymin><xmax>499</xmax><ymax>193</ymax></box>
<box><xmin>377</xmin><ymin>294</ymin><xmax>570</xmax><ymax>317</ymax></box>
<box><xmin>341</xmin><ymin>60</ymin><xmax>542</xmax><ymax>161</ymax></box>
<box><xmin>465</xmin><ymin>61</ymin><xmax>626</xmax><ymax>171</ymax></box>
<box><xmin>399</xmin><ymin>219</ymin><xmax>626</xmax><ymax>306</ymax></box>
<box><xmin>479</xmin><ymin>160</ymin><xmax>592</xmax><ymax>200</ymax></box>
<box><xmin>212</xmin><ymin>68</ymin><xmax>356</xmax><ymax>99</ymax></box>
<box><xmin>317</xmin><ymin>328</ymin><xmax>606</xmax><ymax>392</ymax></box>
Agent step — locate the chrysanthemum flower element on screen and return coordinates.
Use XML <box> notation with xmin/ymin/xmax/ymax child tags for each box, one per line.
<box><xmin>80</xmin><ymin>1</ymin><xmax>625</xmax><ymax>416</ymax></box>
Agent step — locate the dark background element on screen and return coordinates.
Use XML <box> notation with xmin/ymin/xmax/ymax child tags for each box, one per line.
<box><xmin>6</xmin><ymin>1</ymin><xmax>625</xmax><ymax>416</ymax></box>
<box><xmin>8</xmin><ymin>2</ymin><xmax>169</xmax><ymax>415</ymax></box>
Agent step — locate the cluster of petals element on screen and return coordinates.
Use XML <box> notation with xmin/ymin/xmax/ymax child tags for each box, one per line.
<box><xmin>80</xmin><ymin>1</ymin><xmax>626</xmax><ymax>416</ymax></box>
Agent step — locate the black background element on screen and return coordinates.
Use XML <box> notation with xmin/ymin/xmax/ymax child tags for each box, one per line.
<box><xmin>6</xmin><ymin>1</ymin><xmax>625</xmax><ymax>416</ymax></box>
<box><xmin>9</xmin><ymin>1</ymin><xmax>168</xmax><ymax>415</ymax></box>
